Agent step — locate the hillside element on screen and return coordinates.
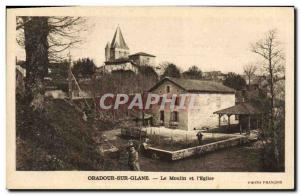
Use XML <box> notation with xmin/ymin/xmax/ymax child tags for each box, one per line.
<box><xmin>16</xmin><ymin>99</ymin><xmax>114</xmax><ymax>170</ymax></box>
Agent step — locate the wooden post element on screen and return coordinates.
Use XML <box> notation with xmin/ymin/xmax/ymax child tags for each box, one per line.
<box><xmin>185</xmin><ymin>133</ymin><xmax>188</xmax><ymax>147</ymax></box>
<box><xmin>158</xmin><ymin>129</ymin><xmax>160</xmax><ymax>145</ymax></box>
<box><xmin>228</xmin><ymin>114</ymin><xmax>231</xmax><ymax>126</ymax></box>
<box><xmin>171</xmin><ymin>130</ymin><xmax>173</xmax><ymax>149</ymax></box>
<box><xmin>218</xmin><ymin>114</ymin><xmax>221</xmax><ymax>128</ymax></box>
<box><xmin>248</xmin><ymin>115</ymin><xmax>251</xmax><ymax>132</ymax></box>
<box><xmin>239</xmin><ymin>123</ymin><xmax>242</xmax><ymax>134</ymax></box>
<box><xmin>68</xmin><ymin>53</ymin><xmax>72</xmax><ymax>99</ymax></box>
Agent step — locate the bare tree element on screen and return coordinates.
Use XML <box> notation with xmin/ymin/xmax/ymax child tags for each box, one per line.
<box><xmin>17</xmin><ymin>16</ymin><xmax>86</xmax><ymax>112</ymax></box>
<box><xmin>17</xmin><ymin>16</ymin><xmax>86</xmax><ymax>62</ymax></box>
<box><xmin>251</xmin><ymin>29</ymin><xmax>285</xmax><ymax>169</ymax></box>
<box><xmin>243</xmin><ymin>63</ymin><xmax>257</xmax><ymax>87</ymax></box>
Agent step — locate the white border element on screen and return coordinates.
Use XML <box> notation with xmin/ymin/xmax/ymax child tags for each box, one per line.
<box><xmin>1</xmin><ymin>1</ymin><xmax>299</xmax><ymax>194</ymax></box>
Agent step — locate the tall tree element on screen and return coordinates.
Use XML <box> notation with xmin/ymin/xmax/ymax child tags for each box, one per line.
<box><xmin>182</xmin><ymin>65</ymin><xmax>202</xmax><ymax>80</ymax></box>
<box><xmin>243</xmin><ymin>63</ymin><xmax>257</xmax><ymax>87</ymax></box>
<box><xmin>251</xmin><ymin>29</ymin><xmax>285</xmax><ymax>169</ymax></box>
<box><xmin>17</xmin><ymin>16</ymin><xmax>86</xmax><ymax>111</ymax></box>
<box><xmin>223</xmin><ymin>72</ymin><xmax>246</xmax><ymax>91</ymax></box>
<box><xmin>161</xmin><ymin>63</ymin><xmax>181</xmax><ymax>78</ymax></box>
<box><xmin>23</xmin><ymin>17</ymin><xmax>49</xmax><ymax>112</ymax></box>
<box><xmin>72</xmin><ymin>58</ymin><xmax>96</xmax><ymax>78</ymax></box>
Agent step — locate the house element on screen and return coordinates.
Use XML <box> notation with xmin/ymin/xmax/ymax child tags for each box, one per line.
<box><xmin>129</xmin><ymin>52</ymin><xmax>156</xmax><ymax>67</ymax></box>
<box><xmin>148</xmin><ymin>77</ymin><xmax>237</xmax><ymax>130</ymax></box>
<box><xmin>202</xmin><ymin>71</ymin><xmax>226</xmax><ymax>81</ymax></box>
<box><xmin>101</xmin><ymin>26</ymin><xmax>156</xmax><ymax>74</ymax></box>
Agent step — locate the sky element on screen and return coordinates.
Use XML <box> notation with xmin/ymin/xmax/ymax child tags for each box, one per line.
<box><xmin>16</xmin><ymin>7</ymin><xmax>293</xmax><ymax>74</ymax></box>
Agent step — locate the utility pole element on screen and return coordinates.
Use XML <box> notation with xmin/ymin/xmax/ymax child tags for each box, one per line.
<box><xmin>68</xmin><ymin>52</ymin><xmax>73</xmax><ymax>99</ymax></box>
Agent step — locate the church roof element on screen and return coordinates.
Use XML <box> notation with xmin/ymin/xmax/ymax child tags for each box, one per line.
<box><xmin>129</xmin><ymin>52</ymin><xmax>156</xmax><ymax>57</ymax></box>
<box><xmin>105</xmin><ymin>41</ymin><xmax>110</xmax><ymax>48</ymax></box>
<box><xmin>110</xmin><ymin>26</ymin><xmax>129</xmax><ymax>50</ymax></box>
<box><xmin>149</xmin><ymin>77</ymin><xmax>235</xmax><ymax>94</ymax></box>
<box><xmin>213</xmin><ymin>102</ymin><xmax>261</xmax><ymax>115</ymax></box>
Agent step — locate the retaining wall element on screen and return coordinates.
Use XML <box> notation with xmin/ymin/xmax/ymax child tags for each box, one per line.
<box><xmin>145</xmin><ymin>136</ymin><xmax>248</xmax><ymax>161</ymax></box>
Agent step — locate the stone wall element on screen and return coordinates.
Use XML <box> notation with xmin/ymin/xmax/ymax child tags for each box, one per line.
<box><xmin>150</xmin><ymin>80</ymin><xmax>237</xmax><ymax>131</ymax></box>
<box><xmin>150</xmin><ymin>80</ymin><xmax>189</xmax><ymax>130</ymax></box>
<box><xmin>187</xmin><ymin>93</ymin><xmax>237</xmax><ymax>130</ymax></box>
<box><xmin>145</xmin><ymin>136</ymin><xmax>248</xmax><ymax>161</ymax></box>
<box><xmin>130</xmin><ymin>55</ymin><xmax>155</xmax><ymax>66</ymax></box>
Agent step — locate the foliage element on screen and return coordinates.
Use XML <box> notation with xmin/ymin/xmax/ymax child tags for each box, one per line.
<box><xmin>223</xmin><ymin>72</ymin><xmax>246</xmax><ymax>90</ymax></box>
<box><xmin>48</xmin><ymin>60</ymin><xmax>69</xmax><ymax>79</ymax></box>
<box><xmin>251</xmin><ymin>29</ymin><xmax>285</xmax><ymax>171</ymax></box>
<box><xmin>243</xmin><ymin>63</ymin><xmax>257</xmax><ymax>86</ymax></box>
<box><xmin>138</xmin><ymin>65</ymin><xmax>159</xmax><ymax>81</ymax></box>
<box><xmin>182</xmin><ymin>66</ymin><xmax>202</xmax><ymax>80</ymax></box>
<box><xmin>16</xmin><ymin>99</ymin><xmax>105</xmax><ymax>170</ymax></box>
<box><xmin>17</xmin><ymin>16</ymin><xmax>86</xmax><ymax>62</ymax></box>
<box><xmin>16</xmin><ymin>16</ymin><xmax>86</xmax><ymax>112</ymax></box>
<box><xmin>161</xmin><ymin>63</ymin><xmax>181</xmax><ymax>78</ymax></box>
<box><xmin>72</xmin><ymin>58</ymin><xmax>96</xmax><ymax>78</ymax></box>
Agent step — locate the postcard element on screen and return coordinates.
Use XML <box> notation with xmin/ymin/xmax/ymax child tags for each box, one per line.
<box><xmin>6</xmin><ymin>6</ymin><xmax>295</xmax><ymax>190</ymax></box>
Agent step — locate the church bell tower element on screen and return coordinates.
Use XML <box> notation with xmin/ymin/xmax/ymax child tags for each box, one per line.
<box><xmin>105</xmin><ymin>26</ymin><xmax>130</xmax><ymax>62</ymax></box>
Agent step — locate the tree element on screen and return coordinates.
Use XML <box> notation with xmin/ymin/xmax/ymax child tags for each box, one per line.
<box><xmin>22</xmin><ymin>17</ymin><xmax>49</xmax><ymax>112</ymax></box>
<box><xmin>137</xmin><ymin>65</ymin><xmax>159</xmax><ymax>92</ymax></box>
<box><xmin>72</xmin><ymin>58</ymin><xmax>96</xmax><ymax>78</ymax></box>
<box><xmin>138</xmin><ymin>65</ymin><xmax>158</xmax><ymax>80</ymax></box>
<box><xmin>182</xmin><ymin>66</ymin><xmax>202</xmax><ymax>80</ymax></box>
<box><xmin>17</xmin><ymin>16</ymin><xmax>86</xmax><ymax>112</ymax></box>
<box><xmin>223</xmin><ymin>72</ymin><xmax>246</xmax><ymax>91</ymax></box>
<box><xmin>161</xmin><ymin>63</ymin><xmax>181</xmax><ymax>78</ymax></box>
<box><xmin>243</xmin><ymin>63</ymin><xmax>257</xmax><ymax>87</ymax></box>
<box><xmin>251</xmin><ymin>29</ymin><xmax>285</xmax><ymax>169</ymax></box>
<box><xmin>17</xmin><ymin>17</ymin><xmax>86</xmax><ymax>61</ymax></box>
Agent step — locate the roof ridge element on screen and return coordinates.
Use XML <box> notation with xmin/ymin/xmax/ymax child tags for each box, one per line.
<box><xmin>110</xmin><ymin>26</ymin><xmax>129</xmax><ymax>49</ymax></box>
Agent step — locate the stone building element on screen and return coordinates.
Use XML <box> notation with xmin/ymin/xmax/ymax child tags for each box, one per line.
<box><xmin>101</xmin><ymin>26</ymin><xmax>156</xmax><ymax>73</ymax></box>
<box><xmin>129</xmin><ymin>52</ymin><xmax>156</xmax><ymax>67</ymax></box>
<box><xmin>148</xmin><ymin>77</ymin><xmax>237</xmax><ymax>130</ymax></box>
<box><xmin>202</xmin><ymin>71</ymin><xmax>226</xmax><ymax>81</ymax></box>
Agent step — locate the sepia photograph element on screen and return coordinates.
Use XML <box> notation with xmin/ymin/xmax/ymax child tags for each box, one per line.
<box><xmin>6</xmin><ymin>6</ymin><xmax>295</xmax><ymax>189</ymax></box>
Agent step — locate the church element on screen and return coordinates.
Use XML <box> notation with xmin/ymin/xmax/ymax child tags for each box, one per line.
<box><xmin>100</xmin><ymin>26</ymin><xmax>156</xmax><ymax>73</ymax></box>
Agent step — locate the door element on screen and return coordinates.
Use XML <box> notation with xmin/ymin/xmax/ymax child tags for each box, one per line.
<box><xmin>160</xmin><ymin>111</ymin><xmax>164</xmax><ymax>125</ymax></box>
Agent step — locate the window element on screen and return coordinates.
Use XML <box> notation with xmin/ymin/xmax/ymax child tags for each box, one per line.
<box><xmin>171</xmin><ymin>111</ymin><xmax>179</xmax><ymax>122</ymax></box>
<box><xmin>160</xmin><ymin>111</ymin><xmax>164</xmax><ymax>122</ymax></box>
<box><xmin>175</xmin><ymin>96</ymin><xmax>180</xmax><ymax>106</ymax></box>
<box><xmin>166</xmin><ymin>85</ymin><xmax>170</xmax><ymax>93</ymax></box>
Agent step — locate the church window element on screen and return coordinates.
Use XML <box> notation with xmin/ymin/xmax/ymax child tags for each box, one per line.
<box><xmin>166</xmin><ymin>86</ymin><xmax>170</xmax><ymax>93</ymax></box>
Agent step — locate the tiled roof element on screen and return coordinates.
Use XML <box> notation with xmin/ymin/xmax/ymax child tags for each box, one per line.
<box><xmin>111</xmin><ymin>26</ymin><xmax>129</xmax><ymax>49</ymax></box>
<box><xmin>129</xmin><ymin>52</ymin><xmax>155</xmax><ymax>57</ymax></box>
<box><xmin>149</xmin><ymin>77</ymin><xmax>235</xmax><ymax>93</ymax></box>
<box><xmin>213</xmin><ymin>102</ymin><xmax>261</xmax><ymax>115</ymax></box>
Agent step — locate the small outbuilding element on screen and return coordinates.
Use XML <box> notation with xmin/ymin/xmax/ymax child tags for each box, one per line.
<box><xmin>213</xmin><ymin>102</ymin><xmax>262</xmax><ymax>133</ymax></box>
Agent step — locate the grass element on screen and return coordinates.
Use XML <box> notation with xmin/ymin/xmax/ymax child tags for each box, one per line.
<box><xmin>16</xmin><ymin>98</ymin><xmax>118</xmax><ymax>170</ymax></box>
